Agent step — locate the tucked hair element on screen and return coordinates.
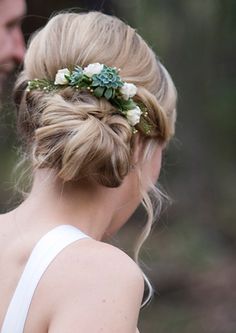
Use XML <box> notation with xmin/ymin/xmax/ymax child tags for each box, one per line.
<box><xmin>14</xmin><ymin>11</ymin><xmax>177</xmax><ymax>307</ymax></box>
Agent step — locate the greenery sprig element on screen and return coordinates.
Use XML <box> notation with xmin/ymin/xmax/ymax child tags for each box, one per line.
<box><xmin>27</xmin><ymin>63</ymin><xmax>154</xmax><ymax>133</ymax></box>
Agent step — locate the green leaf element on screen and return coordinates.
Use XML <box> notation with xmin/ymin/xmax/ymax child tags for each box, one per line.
<box><xmin>83</xmin><ymin>76</ymin><xmax>92</xmax><ymax>84</ymax></box>
<box><xmin>64</xmin><ymin>75</ymin><xmax>70</xmax><ymax>82</ymax></box>
<box><xmin>118</xmin><ymin>99</ymin><xmax>136</xmax><ymax>111</ymax></box>
<box><xmin>104</xmin><ymin>88</ymin><xmax>113</xmax><ymax>99</ymax></box>
<box><xmin>93</xmin><ymin>86</ymin><xmax>105</xmax><ymax>97</ymax></box>
<box><xmin>126</xmin><ymin>100</ymin><xmax>137</xmax><ymax>109</ymax></box>
<box><xmin>112</xmin><ymin>89</ymin><xmax>116</xmax><ymax>99</ymax></box>
<box><xmin>79</xmin><ymin>81</ymin><xmax>89</xmax><ymax>88</ymax></box>
<box><xmin>111</xmin><ymin>98</ymin><xmax>123</xmax><ymax>110</ymax></box>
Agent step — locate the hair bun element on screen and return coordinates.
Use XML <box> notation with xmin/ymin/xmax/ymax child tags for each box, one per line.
<box><xmin>33</xmin><ymin>92</ymin><xmax>132</xmax><ymax>187</ymax></box>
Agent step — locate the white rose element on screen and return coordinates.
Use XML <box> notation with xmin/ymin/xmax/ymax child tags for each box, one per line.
<box><xmin>83</xmin><ymin>63</ymin><xmax>104</xmax><ymax>77</ymax></box>
<box><xmin>54</xmin><ymin>68</ymin><xmax>70</xmax><ymax>85</ymax></box>
<box><xmin>120</xmin><ymin>82</ymin><xmax>137</xmax><ymax>100</ymax></box>
<box><xmin>126</xmin><ymin>106</ymin><xmax>142</xmax><ymax>126</ymax></box>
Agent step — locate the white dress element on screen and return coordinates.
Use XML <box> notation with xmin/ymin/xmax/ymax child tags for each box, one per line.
<box><xmin>1</xmin><ymin>224</ymin><xmax>91</xmax><ymax>333</ymax></box>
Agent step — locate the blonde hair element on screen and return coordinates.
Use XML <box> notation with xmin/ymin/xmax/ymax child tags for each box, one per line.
<box><xmin>14</xmin><ymin>11</ymin><xmax>177</xmax><ymax>307</ymax></box>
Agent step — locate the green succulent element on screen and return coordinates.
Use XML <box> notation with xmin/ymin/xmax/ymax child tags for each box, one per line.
<box><xmin>68</xmin><ymin>66</ymin><xmax>83</xmax><ymax>86</ymax></box>
<box><xmin>92</xmin><ymin>66</ymin><xmax>124</xmax><ymax>89</ymax></box>
<box><xmin>90</xmin><ymin>66</ymin><xmax>124</xmax><ymax>100</ymax></box>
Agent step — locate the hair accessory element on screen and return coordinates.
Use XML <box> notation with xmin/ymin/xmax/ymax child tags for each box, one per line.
<box><xmin>27</xmin><ymin>63</ymin><xmax>153</xmax><ymax>133</ymax></box>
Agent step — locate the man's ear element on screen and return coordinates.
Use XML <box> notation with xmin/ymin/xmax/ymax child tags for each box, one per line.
<box><xmin>131</xmin><ymin>134</ymin><xmax>145</xmax><ymax>166</ymax></box>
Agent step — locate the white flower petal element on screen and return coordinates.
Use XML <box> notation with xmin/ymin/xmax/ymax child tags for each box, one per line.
<box><xmin>83</xmin><ymin>63</ymin><xmax>104</xmax><ymax>77</ymax></box>
<box><xmin>120</xmin><ymin>82</ymin><xmax>137</xmax><ymax>100</ymax></box>
<box><xmin>126</xmin><ymin>106</ymin><xmax>142</xmax><ymax>126</ymax></box>
<box><xmin>54</xmin><ymin>68</ymin><xmax>70</xmax><ymax>85</ymax></box>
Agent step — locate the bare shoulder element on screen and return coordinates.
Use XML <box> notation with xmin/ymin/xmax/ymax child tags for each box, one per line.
<box><xmin>62</xmin><ymin>238</ymin><xmax>144</xmax><ymax>282</ymax></box>
<box><xmin>48</xmin><ymin>239</ymin><xmax>144</xmax><ymax>332</ymax></box>
<box><xmin>51</xmin><ymin>238</ymin><xmax>145</xmax><ymax>297</ymax></box>
<box><xmin>87</xmin><ymin>240</ymin><xmax>144</xmax><ymax>276</ymax></box>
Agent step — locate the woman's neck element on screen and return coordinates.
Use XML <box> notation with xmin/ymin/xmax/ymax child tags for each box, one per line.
<box><xmin>13</xmin><ymin>169</ymin><xmax>119</xmax><ymax>241</ymax></box>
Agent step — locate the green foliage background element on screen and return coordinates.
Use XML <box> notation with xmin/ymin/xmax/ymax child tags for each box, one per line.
<box><xmin>0</xmin><ymin>1</ymin><xmax>235</xmax><ymax>332</ymax></box>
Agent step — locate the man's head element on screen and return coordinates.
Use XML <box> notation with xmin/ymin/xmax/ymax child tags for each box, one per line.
<box><xmin>0</xmin><ymin>0</ymin><xmax>26</xmax><ymax>92</ymax></box>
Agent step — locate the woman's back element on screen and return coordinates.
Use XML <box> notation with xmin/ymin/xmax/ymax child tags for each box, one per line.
<box><xmin>0</xmin><ymin>213</ymin><xmax>144</xmax><ymax>333</ymax></box>
<box><xmin>0</xmin><ymin>212</ymin><xmax>52</xmax><ymax>332</ymax></box>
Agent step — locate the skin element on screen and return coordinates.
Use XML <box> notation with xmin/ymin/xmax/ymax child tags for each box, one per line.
<box><xmin>0</xmin><ymin>0</ymin><xmax>26</xmax><ymax>93</ymax></box>
<box><xmin>0</xmin><ymin>140</ymin><xmax>163</xmax><ymax>332</ymax></box>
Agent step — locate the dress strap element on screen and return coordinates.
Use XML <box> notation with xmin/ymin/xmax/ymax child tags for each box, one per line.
<box><xmin>1</xmin><ymin>224</ymin><xmax>90</xmax><ymax>333</ymax></box>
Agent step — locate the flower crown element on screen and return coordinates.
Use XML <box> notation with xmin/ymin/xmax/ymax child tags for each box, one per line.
<box><xmin>27</xmin><ymin>63</ymin><xmax>153</xmax><ymax>134</ymax></box>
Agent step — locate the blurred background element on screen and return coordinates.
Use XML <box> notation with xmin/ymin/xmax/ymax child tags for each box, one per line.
<box><xmin>0</xmin><ymin>0</ymin><xmax>235</xmax><ymax>332</ymax></box>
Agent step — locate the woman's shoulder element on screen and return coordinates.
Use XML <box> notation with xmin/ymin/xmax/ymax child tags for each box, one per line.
<box><xmin>56</xmin><ymin>237</ymin><xmax>144</xmax><ymax>283</ymax></box>
<box><xmin>41</xmin><ymin>237</ymin><xmax>144</xmax><ymax>296</ymax></box>
<box><xmin>44</xmin><ymin>238</ymin><xmax>144</xmax><ymax>332</ymax></box>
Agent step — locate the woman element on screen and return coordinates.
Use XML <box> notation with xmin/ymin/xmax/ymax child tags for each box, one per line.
<box><xmin>0</xmin><ymin>11</ymin><xmax>176</xmax><ymax>333</ymax></box>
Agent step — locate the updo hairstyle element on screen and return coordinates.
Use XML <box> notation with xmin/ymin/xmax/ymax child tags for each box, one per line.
<box><xmin>14</xmin><ymin>12</ymin><xmax>176</xmax><ymax>187</ymax></box>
